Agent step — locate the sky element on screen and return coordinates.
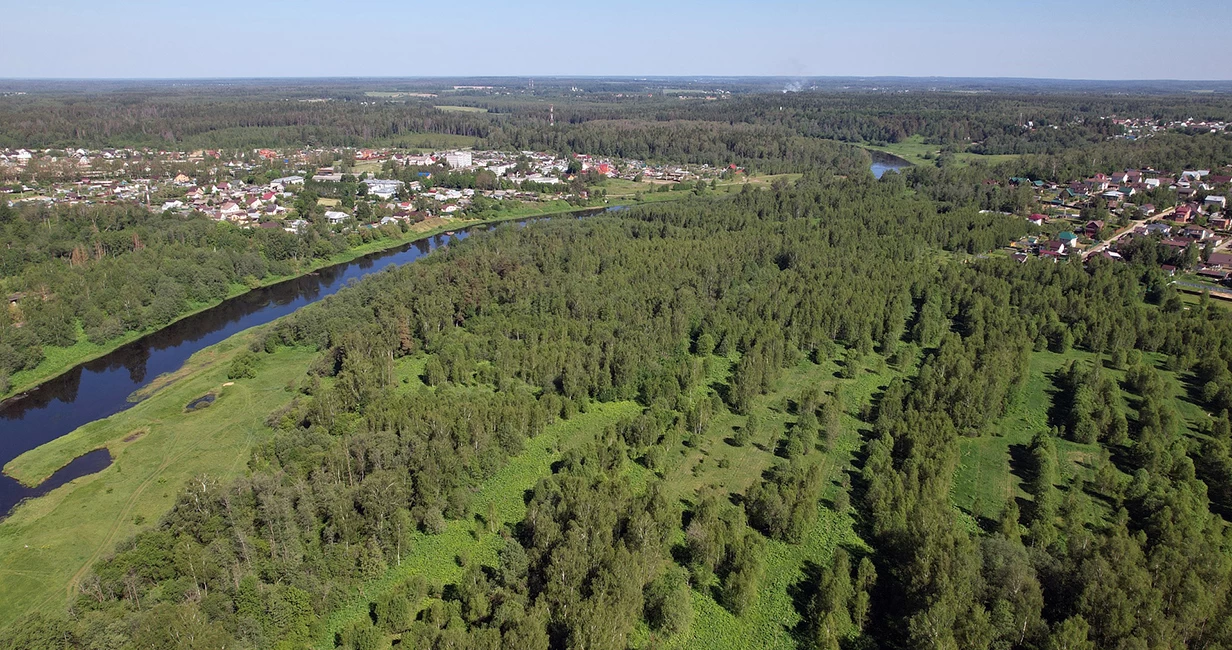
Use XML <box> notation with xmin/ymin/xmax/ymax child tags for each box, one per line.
<box><xmin>2</xmin><ymin>0</ymin><xmax>1228</xmax><ymax>80</ymax></box>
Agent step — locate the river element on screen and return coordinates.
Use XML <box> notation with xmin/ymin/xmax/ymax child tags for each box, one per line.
<box><xmin>0</xmin><ymin>210</ymin><xmax>613</xmax><ymax>516</ymax></box>
<box><xmin>870</xmin><ymin>152</ymin><xmax>911</xmax><ymax>179</ymax></box>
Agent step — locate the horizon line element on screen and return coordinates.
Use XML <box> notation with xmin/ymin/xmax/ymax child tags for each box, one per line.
<box><xmin>2</xmin><ymin>75</ymin><xmax>1232</xmax><ymax>84</ymax></box>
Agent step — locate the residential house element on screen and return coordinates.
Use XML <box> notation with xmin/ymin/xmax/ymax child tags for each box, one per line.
<box><xmin>325</xmin><ymin>210</ymin><xmax>350</xmax><ymax>224</ymax></box>
<box><xmin>1205</xmin><ymin>251</ymin><xmax>1232</xmax><ymax>269</ymax></box>
<box><xmin>284</xmin><ymin>219</ymin><xmax>310</xmax><ymax>234</ymax></box>
<box><xmin>219</xmin><ymin>201</ymin><xmax>243</xmax><ymax>218</ymax></box>
<box><xmin>1206</xmin><ymin>195</ymin><xmax>1228</xmax><ymax>210</ymax></box>
<box><xmin>1085</xmin><ymin>220</ymin><xmax>1105</xmax><ymax>238</ymax></box>
<box><xmin>1146</xmin><ymin>222</ymin><xmax>1172</xmax><ymax>236</ymax></box>
<box><xmin>1040</xmin><ymin>240</ymin><xmax>1067</xmax><ymax>257</ymax></box>
<box><xmin>1183</xmin><ymin>224</ymin><xmax>1218</xmax><ymax>241</ymax></box>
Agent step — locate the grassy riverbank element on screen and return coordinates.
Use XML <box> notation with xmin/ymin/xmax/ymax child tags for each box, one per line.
<box><xmin>0</xmin><ymin>327</ymin><xmax>318</xmax><ymax>630</ymax></box>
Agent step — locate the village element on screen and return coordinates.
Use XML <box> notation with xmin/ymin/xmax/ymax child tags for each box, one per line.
<box><xmin>0</xmin><ymin>145</ymin><xmax>733</xmax><ymax>234</ymax></box>
<box><xmin>1003</xmin><ymin>166</ymin><xmax>1232</xmax><ymax>289</ymax></box>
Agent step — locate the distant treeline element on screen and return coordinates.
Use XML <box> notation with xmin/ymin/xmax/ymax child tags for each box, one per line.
<box><xmin>5</xmin><ymin>90</ymin><xmax>1232</xmax><ymax>175</ymax></box>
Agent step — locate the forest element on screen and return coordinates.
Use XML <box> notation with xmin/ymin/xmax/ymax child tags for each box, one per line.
<box><xmin>4</xmin><ymin>82</ymin><xmax>1232</xmax><ymax>650</ymax></box>
<box><xmin>5</xmin><ymin>149</ymin><xmax>1232</xmax><ymax>649</ymax></box>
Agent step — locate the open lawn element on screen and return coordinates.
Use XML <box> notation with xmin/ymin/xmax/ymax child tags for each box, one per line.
<box><xmin>0</xmin><ymin>328</ymin><xmax>317</xmax><ymax>629</ymax></box>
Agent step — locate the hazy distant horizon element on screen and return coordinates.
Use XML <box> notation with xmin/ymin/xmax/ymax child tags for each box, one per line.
<box><xmin>0</xmin><ymin>75</ymin><xmax>1230</xmax><ymax>83</ymax></box>
<box><xmin>4</xmin><ymin>0</ymin><xmax>1230</xmax><ymax>80</ymax></box>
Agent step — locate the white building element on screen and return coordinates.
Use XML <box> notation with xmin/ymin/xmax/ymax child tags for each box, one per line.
<box><xmin>444</xmin><ymin>151</ymin><xmax>472</xmax><ymax>169</ymax></box>
<box><xmin>362</xmin><ymin>178</ymin><xmax>404</xmax><ymax>199</ymax></box>
<box><xmin>270</xmin><ymin>175</ymin><xmax>304</xmax><ymax>187</ymax></box>
<box><xmin>325</xmin><ymin>210</ymin><xmax>350</xmax><ymax>224</ymax></box>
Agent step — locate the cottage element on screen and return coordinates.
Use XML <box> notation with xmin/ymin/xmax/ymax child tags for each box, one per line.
<box><xmin>1085</xmin><ymin>221</ymin><xmax>1105</xmax><ymax>238</ymax></box>
<box><xmin>1206</xmin><ymin>251</ymin><xmax>1232</xmax><ymax>268</ymax></box>
<box><xmin>324</xmin><ymin>210</ymin><xmax>350</xmax><ymax>224</ymax></box>
<box><xmin>1206</xmin><ymin>195</ymin><xmax>1228</xmax><ymax>210</ymax></box>
<box><xmin>1040</xmin><ymin>240</ymin><xmax>1067</xmax><ymax>257</ymax></box>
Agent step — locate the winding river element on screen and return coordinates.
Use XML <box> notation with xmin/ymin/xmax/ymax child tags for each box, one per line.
<box><xmin>0</xmin><ymin>211</ymin><xmax>614</xmax><ymax>517</ymax></box>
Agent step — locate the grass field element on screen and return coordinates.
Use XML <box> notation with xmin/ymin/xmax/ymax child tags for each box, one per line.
<box><xmin>952</xmin><ymin>348</ymin><xmax>1207</xmax><ymax>530</ymax></box>
<box><xmin>862</xmin><ymin>134</ymin><xmax>1020</xmax><ymax>168</ymax></box>
<box><xmin>0</xmin><ymin>327</ymin><xmax>317</xmax><ymax>629</ymax></box>
<box><xmin>433</xmin><ymin>105</ymin><xmax>487</xmax><ymax>113</ymax></box>
<box><xmin>602</xmin><ymin>173</ymin><xmax>803</xmax><ymax>202</ymax></box>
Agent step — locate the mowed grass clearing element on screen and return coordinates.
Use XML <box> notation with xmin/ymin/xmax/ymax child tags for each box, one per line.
<box><xmin>0</xmin><ymin>328</ymin><xmax>316</xmax><ymax>630</ymax></box>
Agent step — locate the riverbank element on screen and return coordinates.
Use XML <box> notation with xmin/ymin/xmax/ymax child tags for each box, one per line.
<box><xmin>0</xmin><ymin>327</ymin><xmax>319</xmax><ymax>631</ymax></box>
<box><xmin>0</xmin><ymin>200</ymin><xmax>614</xmax><ymax>403</ymax></box>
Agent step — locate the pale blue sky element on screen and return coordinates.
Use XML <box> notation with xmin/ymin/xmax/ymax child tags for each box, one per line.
<box><xmin>1</xmin><ymin>0</ymin><xmax>1227</xmax><ymax>79</ymax></box>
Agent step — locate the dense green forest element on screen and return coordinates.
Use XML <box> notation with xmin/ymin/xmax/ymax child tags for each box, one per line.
<box><xmin>7</xmin><ymin>161</ymin><xmax>1232</xmax><ymax>649</ymax></box>
<box><xmin>0</xmin><ymin>200</ymin><xmax>408</xmax><ymax>394</ymax></box>
<box><xmin>5</xmin><ymin>83</ymin><xmax>1232</xmax><ymax>649</ymax></box>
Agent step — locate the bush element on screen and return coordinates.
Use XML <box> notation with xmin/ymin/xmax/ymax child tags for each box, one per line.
<box><xmin>644</xmin><ymin>568</ymin><xmax>694</xmax><ymax>635</ymax></box>
<box><xmin>227</xmin><ymin>351</ymin><xmax>258</xmax><ymax>379</ymax></box>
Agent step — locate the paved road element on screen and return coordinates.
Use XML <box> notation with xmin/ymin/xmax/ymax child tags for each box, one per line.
<box><xmin>1080</xmin><ymin>207</ymin><xmax>1178</xmax><ymax>260</ymax></box>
